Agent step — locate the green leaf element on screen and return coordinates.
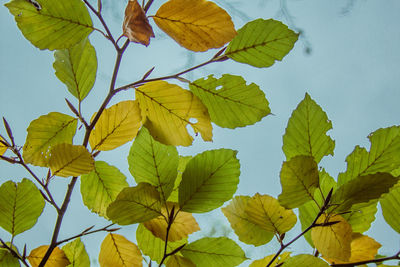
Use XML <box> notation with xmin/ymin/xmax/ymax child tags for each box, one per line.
<box><xmin>23</xmin><ymin>112</ymin><xmax>77</xmax><ymax>167</ymax></box>
<box><xmin>0</xmin><ymin>178</ymin><xmax>45</xmax><ymax>236</ymax></box>
<box><xmin>282</xmin><ymin>93</ymin><xmax>335</xmax><ymax>163</ymax></box>
<box><xmin>338</xmin><ymin>126</ymin><xmax>400</xmax><ymax>185</ymax></box>
<box><xmin>128</xmin><ymin>127</ymin><xmax>178</xmax><ymax>201</ymax></box>
<box><xmin>282</xmin><ymin>254</ymin><xmax>329</xmax><ymax>267</ymax></box>
<box><xmin>332</xmin><ymin>172</ymin><xmax>398</xmax><ymax>212</ymax></box>
<box><xmin>189</xmin><ymin>74</ymin><xmax>270</xmax><ymax>128</ymax></box>
<box><xmin>167</xmin><ymin>156</ymin><xmax>192</xmax><ymax>203</ymax></box>
<box><xmin>343</xmin><ymin>202</ymin><xmax>377</xmax><ymax>233</ymax></box>
<box><xmin>225</xmin><ymin>19</ymin><xmax>298</xmax><ymax>68</ymax></box>
<box><xmin>80</xmin><ymin>161</ymin><xmax>128</xmax><ymax>218</ymax></box>
<box><xmin>222</xmin><ymin>196</ymin><xmax>274</xmax><ymax>246</ymax></box>
<box><xmin>380</xmin><ymin>184</ymin><xmax>400</xmax><ymax>233</ymax></box>
<box><xmin>62</xmin><ymin>238</ymin><xmax>90</xmax><ymax>267</ymax></box>
<box><xmin>136</xmin><ymin>224</ymin><xmax>187</xmax><ymax>264</ymax></box>
<box><xmin>5</xmin><ymin>0</ymin><xmax>93</xmax><ymax>50</ymax></box>
<box><xmin>107</xmin><ymin>183</ymin><xmax>162</xmax><ymax>225</ymax></box>
<box><xmin>278</xmin><ymin>155</ymin><xmax>319</xmax><ymax>209</ymax></box>
<box><xmin>53</xmin><ymin>37</ymin><xmax>97</xmax><ymax>101</ymax></box>
<box><xmin>245</xmin><ymin>193</ymin><xmax>297</xmax><ymax>235</ymax></box>
<box><xmin>0</xmin><ymin>248</ymin><xmax>20</xmax><ymax>267</ymax></box>
<box><xmin>249</xmin><ymin>252</ymin><xmax>291</xmax><ymax>267</ymax></box>
<box><xmin>179</xmin><ymin>149</ymin><xmax>240</xmax><ymax>213</ymax></box>
<box><xmin>181</xmin><ymin>237</ymin><xmax>247</xmax><ymax>267</ymax></box>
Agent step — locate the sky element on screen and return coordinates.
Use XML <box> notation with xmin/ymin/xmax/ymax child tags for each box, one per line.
<box><xmin>1</xmin><ymin>0</ymin><xmax>400</xmax><ymax>265</ymax></box>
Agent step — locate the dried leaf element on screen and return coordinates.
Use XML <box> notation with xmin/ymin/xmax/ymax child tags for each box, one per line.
<box><xmin>123</xmin><ymin>0</ymin><xmax>154</xmax><ymax>46</ymax></box>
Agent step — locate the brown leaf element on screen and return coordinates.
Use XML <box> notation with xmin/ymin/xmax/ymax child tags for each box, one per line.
<box><xmin>123</xmin><ymin>0</ymin><xmax>155</xmax><ymax>46</ymax></box>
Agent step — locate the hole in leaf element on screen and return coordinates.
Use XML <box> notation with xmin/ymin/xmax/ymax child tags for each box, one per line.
<box><xmin>189</xmin><ymin>118</ymin><xmax>198</xmax><ymax>124</ymax></box>
<box><xmin>215</xmin><ymin>85</ymin><xmax>223</xmax><ymax>90</ymax></box>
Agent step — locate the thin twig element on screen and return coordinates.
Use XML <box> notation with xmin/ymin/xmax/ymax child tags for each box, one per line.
<box><xmin>55</xmin><ymin>223</ymin><xmax>115</xmax><ymax>246</ymax></box>
<box><xmin>331</xmin><ymin>249</ymin><xmax>400</xmax><ymax>267</ymax></box>
<box><xmin>0</xmin><ymin>239</ymin><xmax>29</xmax><ymax>267</ymax></box>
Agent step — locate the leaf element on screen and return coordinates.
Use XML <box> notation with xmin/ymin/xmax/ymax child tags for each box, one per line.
<box><xmin>281</xmin><ymin>254</ymin><xmax>329</xmax><ymax>267</ymax></box>
<box><xmin>53</xmin><ymin>37</ymin><xmax>97</xmax><ymax>101</ymax></box>
<box><xmin>225</xmin><ymin>19</ymin><xmax>298</xmax><ymax>68</ymax></box>
<box><xmin>166</xmin><ymin>255</ymin><xmax>195</xmax><ymax>267</ymax></box>
<box><xmin>189</xmin><ymin>74</ymin><xmax>270</xmax><ymax>128</ymax></box>
<box><xmin>380</xmin><ymin>183</ymin><xmax>400</xmax><ymax>233</ymax></box>
<box><xmin>136</xmin><ymin>81</ymin><xmax>212</xmax><ymax>146</ymax></box>
<box><xmin>107</xmin><ymin>183</ymin><xmax>162</xmax><ymax>225</ymax></box>
<box><xmin>0</xmin><ymin>178</ymin><xmax>45</xmax><ymax>236</ymax></box>
<box><xmin>23</xmin><ymin>112</ymin><xmax>77</xmax><ymax>167</ymax></box>
<box><xmin>278</xmin><ymin>155</ymin><xmax>319</xmax><ymax>209</ymax></box>
<box><xmin>324</xmin><ymin>233</ymin><xmax>381</xmax><ymax>264</ymax></box>
<box><xmin>123</xmin><ymin>0</ymin><xmax>154</xmax><ymax>46</ymax></box>
<box><xmin>62</xmin><ymin>238</ymin><xmax>90</xmax><ymax>267</ymax></box>
<box><xmin>338</xmin><ymin>126</ymin><xmax>400</xmax><ymax>185</ymax></box>
<box><xmin>0</xmin><ymin>248</ymin><xmax>20</xmax><ymax>267</ymax></box>
<box><xmin>5</xmin><ymin>0</ymin><xmax>93</xmax><ymax>50</ymax></box>
<box><xmin>89</xmin><ymin>100</ymin><xmax>142</xmax><ymax>151</ymax></box>
<box><xmin>128</xmin><ymin>127</ymin><xmax>178</xmax><ymax>201</ymax></box>
<box><xmin>136</xmin><ymin>223</ymin><xmax>187</xmax><ymax>264</ymax></box>
<box><xmin>331</xmin><ymin>172</ymin><xmax>398</xmax><ymax>212</ymax></box>
<box><xmin>168</xmin><ymin>156</ymin><xmax>192</xmax><ymax>203</ymax></box>
<box><xmin>28</xmin><ymin>246</ymin><xmax>70</xmax><ymax>267</ymax></box>
<box><xmin>153</xmin><ymin>0</ymin><xmax>236</xmax><ymax>52</ymax></box>
<box><xmin>181</xmin><ymin>237</ymin><xmax>247</xmax><ymax>267</ymax></box>
<box><xmin>249</xmin><ymin>252</ymin><xmax>291</xmax><ymax>267</ymax></box>
<box><xmin>99</xmin><ymin>233</ymin><xmax>142</xmax><ymax>267</ymax></box>
<box><xmin>49</xmin><ymin>144</ymin><xmax>94</xmax><ymax>177</ymax></box>
<box><xmin>311</xmin><ymin>214</ymin><xmax>352</xmax><ymax>262</ymax></box>
<box><xmin>179</xmin><ymin>149</ymin><xmax>240</xmax><ymax>213</ymax></box>
<box><xmin>282</xmin><ymin>93</ymin><xmax>335</xmax><ymax>163</ymax></box>
<box><xmin>342</xmin><ymin>202</ymin><xmax>377</xmax><ymax>233</ymax></box>
<box><xmin>0</xmin><ymin>136</ymin><xmax>7</xmax><ymax>155</ymax></box>
<box><xmin>80</xmin><ymin>161</ymin><xmax>128</xmax><ymax>218</ymax></box>
<box><xmin>143</xmin><ymin>202</ymin><xmax>200</xmax><ymax>242</ymax></box>
<box><xmin>245</xmin><ymin>193</ymin><xmax>297</xmax><ymax>235</ymax></box>
<box><xmin>222</xmin><ymin>196</ymin><xmax>274</xmax><ymax>246</ymax></box>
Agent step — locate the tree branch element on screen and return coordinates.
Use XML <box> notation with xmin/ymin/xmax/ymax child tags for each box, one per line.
<box><xmin>331</xmin><ymin>249</ymin><xmax>400</xmax><ymax>267</ymax></box>
<box><xmin>0</xmin><ymin>239</ymin><xmax>29</xmax><ymax>267</ymax></box>
<box><xmin>55</xmin><ymin>223</ymin><xmax>117</xmax><ymax>246</ymax></box>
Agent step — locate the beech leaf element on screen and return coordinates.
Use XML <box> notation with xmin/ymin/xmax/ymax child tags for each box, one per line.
<box><xmin>99</xmin><ymin>233</ymin><xmax>142</xmax><ymax>267</ymax></box>
<box><xmin>28</xmin><ymin>246</ymin><xmax>70</xmax><ymax>267</ymax></box>
<box><xmin>61</xmin><ymin>238</ymin><xmax>90</xmax><ymax>267</ymax></box>
<box><xmin>380</xmin><ymin>183</ymin><xmax>400</xmax><ymax>233</ymax></box>
<box><xmin>123</xmin><ymin>0</ymin><xmax>154</xmax><ymax>46</ymax></box>
<box><xmin>0</xmin><ymin>136</ymin><xmax>7</xmax><ymax>155</ymax></box>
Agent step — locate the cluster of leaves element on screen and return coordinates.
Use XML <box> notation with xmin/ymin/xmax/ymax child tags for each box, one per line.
<box><xmin>0</xmin><ymin>0</ymin><xmax>399</xmax><ymax>266</ymax></box>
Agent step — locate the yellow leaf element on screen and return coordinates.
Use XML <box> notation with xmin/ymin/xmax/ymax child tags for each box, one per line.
<box><xmin>89</xmin><ymin>100</ymin><xmax>141</xmax><ymax>151</ymax></box>
<box><xmin>311</xmin><ymin>214</ymin><xmax>352</xmax><ymax>262</ymax></box>
<box><xmin>245</xmin><ymin>194</ymin><xmax>297</xmax><ymax>235</ymax></box>
<box><xmin>99</xmin><ymin>233</ymin><xmax>142</xmax><ymax>267</ymax></box>
<box><xmin>0</xmin><ymin>136</ymin><xmax>7</xmax><ymax>155</ymax></box>
<box><xmin>143</xmin><ymin>202</ymin><xmax>200</xmax><ymax>242</ymax></box>
<box><xmin>249</xmin><ymin>252</ymin><xmax>291</xmax><ymax>267</ymax></box>
<box><xmin>123</xmin><ymin>0</ymin><xmax>155</xmax><ymax>46</ymax></box>
<box><xmin>136</xmin><ymin>81</ymin><xmax>212</xmax><ymax>146</ymax></box>
<box><xmin>166</xmin><ymin>255</ymin><xmax>196</xmax><ymax>267</ymax></box>
<box><xmin>153</xmin><ymin>0</ymin><xmax>236</xmax><ymax>52</ymax></box>
<box><xmin>49</xmin><ymin>144</ymin><xmax>94</xmax><ymax>177</ymax></box>
<box><xmin>28</xmin><ymin>245</ymin><xmax>70</xmax><ymax>267</ymax></box>
<box><xmin>325</xmin><ymin>233</ymin><xmax>381</xmax><ymax>264</ymax></box>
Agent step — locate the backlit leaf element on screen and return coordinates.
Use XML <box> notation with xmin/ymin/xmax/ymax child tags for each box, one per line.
<box><xmin>343</xmin><ymin>202</ymin><xmax>377</xmax><ymax>233</ymax></box>
<box><xmin>143</xmin><ymin>202</ymin><xmax>200</xmax><ymax>242</ymax></box>
<box><xmin>331</xmin><ymin>172</ymin><xmax>398</xmax><ymax>212</ymax></box>
<box><xmin>225</xmin><ymin>19</ymin><xmax>298</xmax><ymax>68</ymax></box>
<box><xmin>278</xmin><ymin>155</ymin><xmax>319</xmax><ymax>209</ymax></box>
<box><xmin>249</xmin><ymin>252</ymin><xmax>291</xmax><ymax>267</ymax></box>
<box><xmin>153</xmin><ymin>0</ymin><xmax>236</xmax><ymax>52</ymax></box>
<box><xmin>282</xmin><ymin>93</ymin><xmax>335</xmax><ymax>163</ymax></box>
<box><xmin>5</xmin><ymin>0</ymin><xmax>93</xmax><ymax>50</ymax></box>
<box><xmin>0</xmin><ymin>178</ymin><xmax>45</xmax><ymax>236</ymax></box>
<box><xmin>189</xmin><ymin>74</ymin><xmax>270</xmax><ymax>128</ymax></box>
<box><xmin>28</xmin><ymin>246</ymin><xmax>70</xmax><ymax>267</ymax></box>
<box><xmin>179</xmin><ymin>149</ymin><xmax>240</xmax><ymax>213</ymax></box>
<box><xmin>80</xmin><ymin>161</ymin><xmax>128</xmax><ymax>218</ymax></box>
<box><xmin>0</xmin><ymin>136</ymin><xmax>7</xmax><ymax>155</ymax></box>
<box><xmin>181</xmin><ymin>237</ymin><xmax>247</xmax><ymax>267</ymax></box>
<box><xmin>281</xmin><ymin>254</ymin><xmax>329</xmax><ymax>267</ymax></box>
<box><xmin>136</xmin><ymin>81</ymin><xmax>212</xmax><ymax>146</ymax></box>
<box><xmin>0</xmin><ymin>248</ymin><xmax>20</xmax><ymax>267</ymax></box>
<box><xmin>338</xmin><ymin>126</ymin><xmax>400</xmax><ymax>185</ymax></box>
<box><xmin>23</xmin><ymin>112</ymin><xmax>77</xmax><ymax>167</ymax></box>
<box><xmin>380</xmin><ymin>183</ymin><xmax>400</xmax><ymax>233</ymax></box>
<box><xmin>168</xmin><ymin>156</ymin><xmax>192</xmax><ymax>203</ymax></box>
<box><xmin>128</xmin><ymin>127</ymin><xmax>178</xmax><ymax>201</ymax></box>
<box><xmin>62</xmin><ymin>238</ymin><xmax>90</xmax><ymax>267</ymax></box>
<box><xmin>107</xmin><ymin>183</ymin><xmax>162</xmax><ymax>225</ymax></box>
<box><xmin>245</xmin><ymin>193</ymin><xmax>297</xmax><ymax>235</ymax></box>
<box><xmin>99</xmin><ymin>233</ymin><xmax>142</xmax><ymax>267</ymax></box>
<box><xmin>89</xmin><ymin>100</ymin><xmax>141</xmax><ymax>151</ymax></box>
<box><xmin>166</xmin><ymin>255</ymin><xmax>195</xmax><ymax>267</ymax></box>
<box><xmin>222</xmin><ymin>196</ymin><xmax>274</xmax><ymax>246</ymax></box>
<box><xmin>49</xmin><ymin>144</ymin><xmax>94</xmax><ymax>177</ymax></box>
<box><xmin>136</xmin><ymin>223</ymin><xmax>187</xmax><ymax>264</ymax></box>
<box><xmin>53</xmin><ymin>37</ymin><xmax>97</xmax><ymax>101</ymax></box>
<box><xmin>311</xmin><ymin>214</ymin><xmax>352</xmax><ymax>262</ymax></box>
<box><xmin>123</xmin><ymin>0</ymin><xmax>154</xmax><ymax>46</ymax></box>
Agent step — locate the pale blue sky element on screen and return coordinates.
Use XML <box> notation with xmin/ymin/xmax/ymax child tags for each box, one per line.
<box><xmin>1</xmin><ymin>0</ymin><xmax>400</xmax><ymax>265</ymax></box>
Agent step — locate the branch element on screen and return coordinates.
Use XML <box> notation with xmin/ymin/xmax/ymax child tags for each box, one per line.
<box><xmin>331</xmin><ymin>249</ymin><xmax>400</xmax><ymax>267</ymax></box>
<box><xmin>55</xmin><ymin>223</ymin><xmax>118</xmax><ymax>246</ymax></box>
<box><xmin>0</xmin><ymin>239</ymin><xmax>29</xmax><ymax>267</ymax></box>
